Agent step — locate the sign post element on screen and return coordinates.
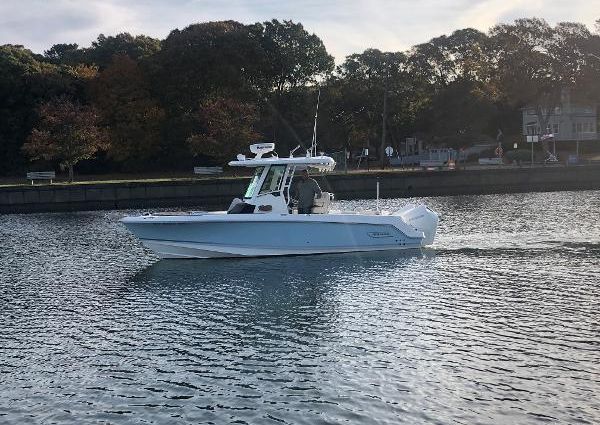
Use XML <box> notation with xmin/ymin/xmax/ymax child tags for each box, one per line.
<box><xmin>384</xmin><ymin>146</ymin><xmax>393</xmax><ymax>169</ymax></box>
<box><xmin>526</xmin><ymin>135</ymin><xmax>538</xmax><ymax>166</ymax></box>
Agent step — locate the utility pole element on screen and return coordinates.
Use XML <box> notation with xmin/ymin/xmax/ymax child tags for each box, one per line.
<box><xmin>380</xmin><ymin>87</ymin><xmax>388</xmax><ymax>170</ymax></box>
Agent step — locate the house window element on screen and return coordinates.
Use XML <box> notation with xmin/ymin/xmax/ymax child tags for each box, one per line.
<box><xmin>572</xmin><ymin>122</ymin><xmax>577</xmax><ymax>134</ymax></box>
<box><xmin>526</xmin><ymin>124</ymin><xmax>539</xmax><ymax>135</ymax></box>
<box><xmin>552</xmin><ymin>123</ymin><xmax>559</xmax><ymax>134</ymax></box>
<box><xmin>577</xmin><ymin>122</ymin><xmax>583</xmax><ymax>133</ymax></box>
<box><xmin>554</xmin><ymin>107</ymin><xmax>561</xmax><ymax>115</ymax></box>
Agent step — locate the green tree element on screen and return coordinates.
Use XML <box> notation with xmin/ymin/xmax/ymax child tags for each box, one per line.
<box><xmin>416</xmin><ymin>79</ymin><xmax>499</xmax><ymax>148</ymax></box>
<box><xmin>148</xmin><ymin>21</ymin><xmax>268</xmax><ymax>168</ymax></box>
<box><xmin>487</xmin><ymin>19</ymin><xmax>596</xmax><ymax>154</ymax></box>
<box><xmin>409</xmin><ymin>28</ymin><xmax>488</xmax><ymax>87</ymax></box>
<box><xmin>258</xmin><ymin>19</ymin><xmax>334</xmax><ymax>93</ymax></box>
<box><xmin>331</xmin><ymin>49</ymin><xmax>417</xmax><ymax>156</ymax></box>
<box><xmin>152</xmin><ymin>21</ymin><xmax>265</xmax><ymax>111</ymax></box>
<box><xmin>263</xmin><ymin>87</ymin><xmax>323</xmax><ymax>154</ymax></box>
<box><xmin>22</xmin><ymin>97</ymin><xmax>109</xmax><ymax>181</ymax></box>
<box><xmin>488</xmin><ymin>21</ymin><xmax>558</xmax><ymax>128</ymax></box>
<box><xmin>0</xmin><ymin>45</ymin><xmax>44</xmax><ymax>174</ymax></box>
<box><xmin>87</xmin><ymin>33</ymin><xmax>161</xmax><ymax>68</ymax></box>
<box><xmin>561</xmin><ymin>23</ymin><xmax>600</xmax><ymax>103</ymax></box>
<box><xmin>45</xmin><ymin>34</ymin><xmax>161</xmax><ymax>69</ymax></box>
<box><xmin>253</xmin><ymin>20</ymin><xmax>334</xmax><ymax>150</ymax></box>
<box><xmin>90</xmin><ymin>54</ymin><xmax>165</xmax><ymax>170</ymax></box>
<box><xmin>44</xmin><ymin>43</ymin><xmax>82</xmax><ymax>65</ymax></box>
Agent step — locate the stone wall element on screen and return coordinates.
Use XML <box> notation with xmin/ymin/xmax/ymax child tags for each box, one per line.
<box><xmin>1</xmin><ymin>166</ymin><xmax>599</xmax><ymax>214</ymax></box>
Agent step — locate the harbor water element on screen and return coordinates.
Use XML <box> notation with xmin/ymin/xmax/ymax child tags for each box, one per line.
<box><xmin>1</xmin><ymin>191</ymin><xmax>599</xmax><ymax>424</ymax></box>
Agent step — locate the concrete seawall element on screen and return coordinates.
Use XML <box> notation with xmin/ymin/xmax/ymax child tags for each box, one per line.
<box><xmin>2</xmin><ymin>166</ymin><xmax>600</xmax><ymax>214</ymax></box>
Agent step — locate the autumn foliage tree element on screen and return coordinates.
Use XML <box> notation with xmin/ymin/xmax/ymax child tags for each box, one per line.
<box><xmin>187</xmin><ymin>97</ymin><xmax>260</xmax><ymax>163</ymax></box>
<box><xmin>22</xmin><ymin>97</ymin><xmax>109</xmax><ymax>181</ymax></box>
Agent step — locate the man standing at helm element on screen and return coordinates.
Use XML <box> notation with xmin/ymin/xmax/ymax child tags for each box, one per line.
<box><xmin>294</xmin><ymin>169</ymin><xmax>322</xmax><ymax>214</ymax></box>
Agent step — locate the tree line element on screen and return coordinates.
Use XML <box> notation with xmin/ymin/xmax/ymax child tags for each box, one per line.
<box><xmin>1</xmin><ymin>18</ymin><xmax>599</xmax><ymax>178</ymax></box>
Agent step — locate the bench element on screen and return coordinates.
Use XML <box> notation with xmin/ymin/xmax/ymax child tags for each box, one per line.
<box><xmin>193</xmin><ymin>166</ymin><xmax>223</xmax><ymax>175</ymax></box>
<box><xmin>26</xmin><ymin>171</ymin><xmax>55</xmax><ymax>185</ymax></box>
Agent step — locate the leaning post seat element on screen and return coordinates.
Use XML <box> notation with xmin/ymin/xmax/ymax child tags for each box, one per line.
<box><xmin>311</xmin><ymin>192</ymin><xmax>334</xmax><ymax>214</ymax></box>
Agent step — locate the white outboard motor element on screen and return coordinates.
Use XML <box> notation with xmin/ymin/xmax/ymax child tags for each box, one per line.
<box><xmin>396</xmin><ymin>203</ymin><xmax>439</xmax><ymax>246</ymax></box>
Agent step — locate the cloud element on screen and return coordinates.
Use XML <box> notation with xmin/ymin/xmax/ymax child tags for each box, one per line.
<box><xmin>0</xmin><ymin>0</ymin><xmax>136</xmax><ymax>51</ymax></box>
<box><xmin>0</xmin><ymin>0</ymin><xmax>597</xmax><ymax>60</ymax></box>
<box><xmin>457</xmin><ymin>0</ymin><xmax>599</xmax><ymax>32</ymax></box>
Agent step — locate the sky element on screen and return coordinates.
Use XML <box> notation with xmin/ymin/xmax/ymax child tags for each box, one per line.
<box><xmin>1</xmin><ymin>0</ymin><xmax>598</xmax><ymax>62</ymax></box>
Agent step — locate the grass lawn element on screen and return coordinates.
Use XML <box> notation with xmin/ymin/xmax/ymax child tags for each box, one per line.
<box><xmin>0</xmin><ymin>170</ymin><xmax>253</xmax><ymax>188</ymax></box>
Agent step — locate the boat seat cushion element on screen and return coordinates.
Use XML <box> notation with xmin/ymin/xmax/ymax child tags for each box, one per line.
<box><xmin>227</xmin><ymin>198</ymin><xmax>256</xmax><ymax>214</ymax></box>
<box><xmin>311</xmin><ymin>192</ymin><xmax>333</xmax><ymax>214</ymax></box>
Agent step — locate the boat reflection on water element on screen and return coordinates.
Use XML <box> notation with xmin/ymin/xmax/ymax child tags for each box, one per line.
<box><xmin>127</xmin><ymin>249</ymin><xmax>434</xmax><ymax>342</ymax></box>
<box><xmin>130</xmin><ymin>248</ymin><xmax>434</xmax><ymax>289</ymax></box>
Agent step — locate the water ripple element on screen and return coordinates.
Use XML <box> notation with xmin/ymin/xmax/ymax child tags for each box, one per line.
<box><xmin>1</xmin><ymin>192</ymin><xmax>600</xmax><ymax>424</ymax></box>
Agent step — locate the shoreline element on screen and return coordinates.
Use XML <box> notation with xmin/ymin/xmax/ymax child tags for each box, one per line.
<box><xmin>2</xmin><ymin>165</ymin><xmax>599</xmax><ymax>214</ymax></box>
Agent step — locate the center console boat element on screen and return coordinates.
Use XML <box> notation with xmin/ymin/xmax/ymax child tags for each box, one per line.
<box><xmin>121</xmin><ymin>143</ymin><xmax>439</xmax><ymax>258</ymax></box>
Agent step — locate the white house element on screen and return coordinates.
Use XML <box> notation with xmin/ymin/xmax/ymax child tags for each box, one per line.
<box><xmin>522</xmin><ymin>90</ymin><xmax>598</xmax><ymax>142</ymax></box>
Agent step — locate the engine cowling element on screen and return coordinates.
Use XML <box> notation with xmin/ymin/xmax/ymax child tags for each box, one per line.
<box><xmin>395</xmin><ymin>204</ymin><xmax>439</xmax><ymax>246</ymax></box>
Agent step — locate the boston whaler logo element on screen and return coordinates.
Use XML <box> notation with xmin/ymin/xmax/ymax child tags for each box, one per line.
<box><xmin>367</xmin><ymin>231</ymin><xmax>392</xmax><ymax>238</ymax></box>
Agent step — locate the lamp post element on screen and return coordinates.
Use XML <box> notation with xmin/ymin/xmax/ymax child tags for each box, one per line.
<box><xmin>531</xmin><ymin>136</ymin><xmax>535</xmax><ymax>168</ymax></box>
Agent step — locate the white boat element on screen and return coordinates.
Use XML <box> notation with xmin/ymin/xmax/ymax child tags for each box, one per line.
<box><xmin>121</xmin><ymin>143</ymin><xmax>439</xmax><ymax>259</ymax></box>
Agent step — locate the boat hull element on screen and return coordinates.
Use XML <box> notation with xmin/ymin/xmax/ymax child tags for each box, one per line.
<box><xmin>122</xmin><ymin>214</ymin><xmax>430</xmax><ymax>259</ymax></box>
<box><xmin>139</xmin><ymin>239</ymin><xmax>423</xmax><ymax>259</ymax></box>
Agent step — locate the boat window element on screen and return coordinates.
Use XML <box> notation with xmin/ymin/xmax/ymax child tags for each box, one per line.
<box><xmin>259</xmin><ymin>165</ymin><xmax>286</xmax><ymax>195</ymax></box>
<box><xmin>244</xmin><ymin>166</ymin><xmax>265</xmax><ymax>198</ymax></box>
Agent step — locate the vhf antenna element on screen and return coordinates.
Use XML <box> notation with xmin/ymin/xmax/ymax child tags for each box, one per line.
<box><xmin>310</xmin><ymin>87</ymin><xmax>320</xmax><ymax>157</ymax></box>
